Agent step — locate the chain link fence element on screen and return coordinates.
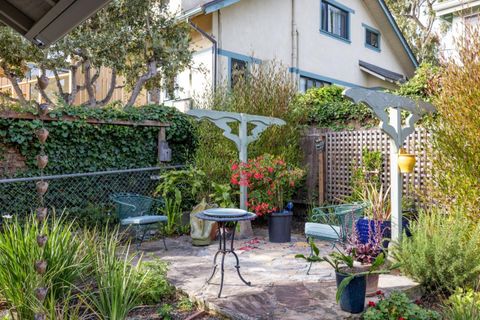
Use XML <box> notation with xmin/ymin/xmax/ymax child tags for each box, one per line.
<box><xmin>0</xmin><ymin>166</ymin><xmax>182</xmax><ymax>220</ymax></box>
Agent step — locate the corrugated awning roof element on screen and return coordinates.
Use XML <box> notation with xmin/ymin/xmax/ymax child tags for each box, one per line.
<box><xmin>0</xmin><ymin>0</ymin><xmax>111</xmax><ymax>47</ymax></box>
<box><xmin>359</xmin><ymin>60</ymin><xmax>406</xmax><ymax>83</ymax></box>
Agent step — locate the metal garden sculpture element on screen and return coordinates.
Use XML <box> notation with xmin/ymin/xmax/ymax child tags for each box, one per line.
<box><xmin>343</xmin><ymin>88</ymin><xmax>435</xmax><ymax>242</ymax></box>
<box><xmin>187</xmin><ymin>109</ymin><xmax>286</xmax><ymax>237</ymax></box>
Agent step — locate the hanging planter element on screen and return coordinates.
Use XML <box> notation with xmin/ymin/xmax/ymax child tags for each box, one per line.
<box><xmin>34</xmin><ymin>260</ymin><xmax>47</xmax><ymax>275</ymax></box>
<box><xmin>37</xmin><ymin>75</ymin><xmax>49</xmax><ymax>90</ymax></box>
<box><xmin>36</xmin><ymin>155</ymin><xmax>48</xmax><ymax>169</ymax></box>
<box><xmin>36</xmin><ymin>128</ymin><xmax>49</xmax><ymax>144</ymax></box>
<box><xmin>36</xmin><ymin>181</ymin><xmax>49</xmax><ymax>196</ymax></box>
<box><xmin>38</xmin><ymin>103</ymin><xmax>49</xmax><ymax>117</ymax></box>
<box><xmin>34</xmin><ymin>287</ymin><xmax>48</xmax><ymax>302</ymax></box>
<box><xmin>398</xmin><ymin>148</ymin><xmax>416</xmax><ymax>173</ymax></box>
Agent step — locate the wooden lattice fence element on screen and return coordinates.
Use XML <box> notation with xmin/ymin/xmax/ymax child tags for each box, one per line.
<box><xmin>323</xmin><ymin>128</ymin><xmax>432</xmax><ymax>202</ymax></box>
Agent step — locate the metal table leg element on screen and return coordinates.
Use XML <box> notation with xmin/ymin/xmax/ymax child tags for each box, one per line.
<box><xmin>206</xmin><ymin>221</ymin><xmax>252</xmax><ymax>298</ymax></box>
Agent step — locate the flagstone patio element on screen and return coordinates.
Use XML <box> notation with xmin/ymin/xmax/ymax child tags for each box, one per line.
<box><xmin>141</xmin><ymin>230</ymin><xmax>420</xmax><ymax>320</ymax></box>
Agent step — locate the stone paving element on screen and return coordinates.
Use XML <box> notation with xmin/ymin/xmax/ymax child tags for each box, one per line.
<box><xmin>141</xmin><ymin>229</ymin><xmax>419</xmax><ymax>320</ymax></box>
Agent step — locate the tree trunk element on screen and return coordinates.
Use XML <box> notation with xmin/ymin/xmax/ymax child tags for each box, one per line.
<box><xmin>3</xmin><ymin>65</ymin><xmax>28</xmax><ymax>107</ymax></box>
<box><xmin>149</xmin><ymin>87</ymin><xmax>161</xmax><ymax>104</ymax></box>
<box><xmin>126</xmin><ymin>60</ymin><xmax>157</xmax><ymax>107</ymax></box>
<box><xmin>53</xmin><ymin>70</ymin><xmax>66</xmax><ymax>102</ymax></box>
<box><xmin>67</xmin><ymin>64</ymin><xmax>79</xmax><ymax>105</ymax></box>
<box><xmin>84</xmin><ymin>60</ymin><xmax>97</xmax><ymax>108</ymax></box>
<box><xmin>98</xmin><ymin>69</ymin><xmax>117</xmax><ymax>106</ymax></box>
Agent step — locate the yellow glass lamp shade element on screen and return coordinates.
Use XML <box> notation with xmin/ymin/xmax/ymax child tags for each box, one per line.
<box><xmin>398</xmin><ymin>148</ymin><xmax>416</xmax><ymax>173</ymax></box>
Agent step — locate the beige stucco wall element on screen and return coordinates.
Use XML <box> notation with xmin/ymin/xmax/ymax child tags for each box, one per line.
<box><xmin>167</xmin><ymin>0</ymin><xmax>417</xmax><ymax>108</ymax></box>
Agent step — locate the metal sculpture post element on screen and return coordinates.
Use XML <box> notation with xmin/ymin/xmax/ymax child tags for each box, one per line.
<box><xmin>187</xmin><ymin>109</ymin><xmax>286</xmax><ymax>237</ymax></box>
<box><xmin>343</xmin><ymin>88</ymin><xmax>435</xmax><ymax>242</ymax></box>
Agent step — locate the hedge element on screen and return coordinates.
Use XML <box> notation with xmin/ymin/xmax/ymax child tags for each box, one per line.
<box><xmin>0</xmin><ymin>104</ymin><xmax>197</xmax><ymax>177</ymax></box>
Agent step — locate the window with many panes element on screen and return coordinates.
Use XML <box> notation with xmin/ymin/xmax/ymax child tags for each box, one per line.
<box><xmin>365</xmin><ymin>28</ymin><xmax>380</xmax><ymax>49</ymax></box>
<box><xmin>321</xmin><ymin>1</ymin><xmax>349</xmax><ymax>40</ymax></box>
<box><xmin>299</xmin><ymin>76</ymin><xmax>331</xmax><ymax>93</ymax></box>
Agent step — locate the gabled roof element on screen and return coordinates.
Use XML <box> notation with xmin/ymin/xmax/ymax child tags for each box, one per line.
<box><xmin>0</xmin><ymin>0</ymin><xmax>111</xmax><ymax>47</ymax></box>
<box><xmin>180</xmin><ymin>0</ymin><xmax>418</xmax><ymax>69</ymax></box>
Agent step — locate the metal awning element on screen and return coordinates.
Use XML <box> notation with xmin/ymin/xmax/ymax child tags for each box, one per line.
<box><xmin>359</xmin><ymin>60</ymin><xmax>406</xmax><ymax>84</ymax></box>
<box><xmin>0</xmin><ymin>0</ymin><xmax>112</xmax><ymax>47</ymax></box>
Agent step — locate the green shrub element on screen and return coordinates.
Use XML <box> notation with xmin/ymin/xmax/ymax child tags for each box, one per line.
<box><xmin>393</xmin><ymin>208</ymin><xmax>480</xmax><ymax>295</ymax></box>
<box><xmin>137</xmin><ymin>258</ymin><xmax>174</xmax><ymax>305</ymax></box>
<box><xmin>0</xmin><ymin>214</ymin><xmax>89</xmax><ymax>319</ymax></box>
<box><xmin>87</xmin><ymin>230</ymin><xmax>146</xmax><ymax>320</ymax></box>
<box><xmin>428</xmin><ymin>30</ymin><xmax>480</xmax><ymax>221</ymax></box>
<box><xmin>362</xmin><ymin>291</ymin><xmax>441</xmax><ymax>320</ymax></box>
<box><xmin>443</xmin><ymin>288</ymin><xmax>480</xmax><ymax>320</ymax></box>
<box><xmin>293</xmin><ymin>85</ymin><xmax>374</xmax><ymax>129</ymax></box>
<box><xmin>0</xmin><ymin>104</ymin><xmax>196</xmax><ymax>177</ymax></box>
<box><xmin>193</xmin><ymin>62</ymin><xmax>302</xmax><ymax>186</ymax></box>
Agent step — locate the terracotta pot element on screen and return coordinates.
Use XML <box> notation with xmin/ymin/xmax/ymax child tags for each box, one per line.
<box><xmin>398</xmin><ymin>148</ymin><xmax>416</xmax><ymax>173</ymax></box>
<box><xmin>37</xmin><ymin>234</ymin><xmax>48</xmax><ymax>247</ymax></box>
<box><xmin>37</xmin><ymin>75</ymin><xmax>49</xmax><ymax>90</ymax></box>
<box><xmin>34</xmin><ymin>287</ymin><xmax>48</xmax><ymax>302</ymax></box>
<box><xmin>35</xmin><ymin>260</ymin><xmax>47</xmax><ymax>274</ymax></box>
<box><xmin>36</xmin><ymin>207</ymin><xmax>47</xmax><ymax>222</ymax></box>
<box><xmin>36</xmin><ymin>128</ymin><xmax>49</xmax><ymax>144</ymax></box>
<box><xmin>36</xmin><ymin>181</ymin><xmax>49</xmax><ymax>196</ymax></box>
<box><xmin>358</xmin><ymin>264</ymin><xmax>380</xmax><ymax>297</ymax></box>
<box><xmin>36</xmin><ymin>155</ymin><xmax>48</xmax><ymax>169</ymax></box>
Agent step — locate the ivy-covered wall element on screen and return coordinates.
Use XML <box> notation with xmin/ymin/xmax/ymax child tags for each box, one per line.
<box><xmin>0</xmin><ymin>104</ymin><xmax>197</xmax><ymax>177</ymax></box>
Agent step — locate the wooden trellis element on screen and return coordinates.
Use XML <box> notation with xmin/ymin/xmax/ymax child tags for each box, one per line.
<box><xmin>323</xmin><ymin>128</ymin><xmax>431</xmax><ymax>202</ymax></box>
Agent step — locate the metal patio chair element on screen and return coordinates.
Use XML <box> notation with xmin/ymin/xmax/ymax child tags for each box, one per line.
<box><xmin>110</xmin><ymin>193</ymin><xmax>168</xmax><ymax>250</ymax></box>
<box><xmin>304</xmin><ymin>203</ymin><xmax>365</xmax><ymax>274</ymax></box>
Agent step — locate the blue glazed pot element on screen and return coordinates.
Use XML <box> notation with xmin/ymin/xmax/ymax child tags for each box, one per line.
<box><xmin>356</xmin><ymin>218</ymin><xmax>411</xmax><ymax>246</ymax></box>
<box><xmin>336</xmin><ymin>271</ymin><xmax>366</xmax><ymax>313</ymax></box>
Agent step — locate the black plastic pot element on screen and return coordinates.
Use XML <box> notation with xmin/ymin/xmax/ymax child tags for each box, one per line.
<box><xmin>268</xmin><ymin>211</ymin><xmax>292</xmax><ymax>243</ymax></box>
<box><xmin>335</xmin><ymin>271</ymin><xmax>367</xmax><ymax>314</ymax></box>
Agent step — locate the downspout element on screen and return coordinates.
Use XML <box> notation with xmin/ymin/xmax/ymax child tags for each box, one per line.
<box><xmin>188</xmin><ymin>20</ymin><xmax>218</xmax><ymax>93</ymax></box>
<box><xmin>291</xmin><ymin>0</ymin><xmax>299</xmax><ymax>86</ymax></box>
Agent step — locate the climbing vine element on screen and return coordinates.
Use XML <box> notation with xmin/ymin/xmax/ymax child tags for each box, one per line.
<box><xmin>0</xmin><ymin>104</ymin><xmax>197</xmax><ymax>176</ymax></box>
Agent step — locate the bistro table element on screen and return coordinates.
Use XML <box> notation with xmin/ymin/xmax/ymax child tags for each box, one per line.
<box><xmin>196</xmin><ymin>208</ymin><xmax>257</xmax><ymax>298</ymax></box>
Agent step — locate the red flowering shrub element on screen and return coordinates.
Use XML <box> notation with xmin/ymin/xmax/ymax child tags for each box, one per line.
<box><xmin>231</xmin><ymin>154</ymin><xmax>304</xmax><ymax>216</ymax></box>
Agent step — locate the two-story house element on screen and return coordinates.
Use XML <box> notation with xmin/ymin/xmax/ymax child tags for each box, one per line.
<box><xmin>166</xmin><ymin>0</ymin><xmax>418</xmax><ymax>111</ymax></box>
<box><xmin>434</xmin><ymin>0</ymin><xmax>480</xmax><ymax>58</ymax></box>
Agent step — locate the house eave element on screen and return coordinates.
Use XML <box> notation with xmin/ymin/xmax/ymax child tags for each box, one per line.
<box><xmin>433</xmin><ymin>0</ymin><xmax>480</xmax><ymax>17</ymax></box>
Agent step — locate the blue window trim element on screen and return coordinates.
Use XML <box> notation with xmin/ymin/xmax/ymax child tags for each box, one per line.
<box><xmin>362</xmin><ymin>23</ymin><xmax>381</xmax><ymax>52</ymax></box>
<box><xmin>289</xmin><ymin>67</ymin><xmax>365</xmax><ymax>88</ymax></box>
<box><xmin>218</xmin><ymin>49</ymin><xmax>262</xmax><ymax>88</ymax></box>
<box><xmin>320</xmin><ymin>0</ymin><xmax>353</xmax><ymax>44</ymax></box>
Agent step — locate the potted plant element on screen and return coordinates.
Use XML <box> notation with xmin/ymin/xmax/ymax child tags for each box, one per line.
<box><xmin>356</xmin><ymin>183</ymin><xmax>391</xmax><ymax>245</ymax></box>
<box><xmin>397</xmin><ymin>148</ymin><xmax>416</xmax><ymax>173</ymax></box>
<box><xmin>231</xmin><ymin>154</ymin><xmax>304</xmax><ymax>243</ymax></box>
<box><xmin>345</xmin><ymin>221</ymin><xmax>385</xmax><ymax>297</ymax></box>
<box><xmin>296</xmin><ymin>241</ymin><xmax>399</xmax><ymax>314</ymax></box>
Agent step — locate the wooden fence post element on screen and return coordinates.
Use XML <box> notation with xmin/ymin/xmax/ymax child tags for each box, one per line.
<box><xmin>317</xmin><ymin>135</ymin><xmax>326</xmax><ymax>205</ymax></box>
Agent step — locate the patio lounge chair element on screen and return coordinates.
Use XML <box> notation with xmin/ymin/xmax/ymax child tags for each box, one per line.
<box><xmin>305</xmin><ymin>203</ymin><xmax>365</xmax><ymax>274</ymax></box>
<box><xmin>110</xmin><ymin>193</ymin><xmax>168</xmax><ymax>250</ymax></box>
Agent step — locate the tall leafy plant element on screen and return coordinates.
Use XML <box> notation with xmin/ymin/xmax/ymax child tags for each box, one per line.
<box><xmin>429</xmin><ymin>29</ymin><xmax>480</xmax><ymax>221</ymax></box>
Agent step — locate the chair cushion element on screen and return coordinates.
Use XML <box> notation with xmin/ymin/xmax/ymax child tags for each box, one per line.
<box><xmin>305</xmin><ymin>222</ymin><xmax>341</xmax><ymax>241</ymax></box>
<box><xmin>121</xmin><ymin>215</ymin><xmax>167</xmax><ymax>225</ymax></box>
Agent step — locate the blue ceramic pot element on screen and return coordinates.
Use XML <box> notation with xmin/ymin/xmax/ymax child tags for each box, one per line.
<box><xmin>357</xmin><ymin>218</ymin><xmax>411</xmax><ymax>246</ymax></box>
<box><xmin>336</xmin><ymin>271</ymin><xmax>366</xmax><ymax>313</ymax></box>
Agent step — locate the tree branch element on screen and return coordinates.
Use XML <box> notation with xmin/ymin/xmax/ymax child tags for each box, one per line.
<box><xmin>98</xmin><ymin>68</ymin><xmax>117</xmax><ymax>106</ymax></box>
<box><xmin>53</xmin><ymin>69</ymin><xmax>66</xmax><ymax>101</ymax></box>
<box><xmin>126</xmin><ymin>60</ymin><xmax>157</xmax><ymax>107</ymax></box>
<box><xmin>0</xmin><ymin>90</ymin><xmax>20</xmax><ymax>103</ymax></box>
